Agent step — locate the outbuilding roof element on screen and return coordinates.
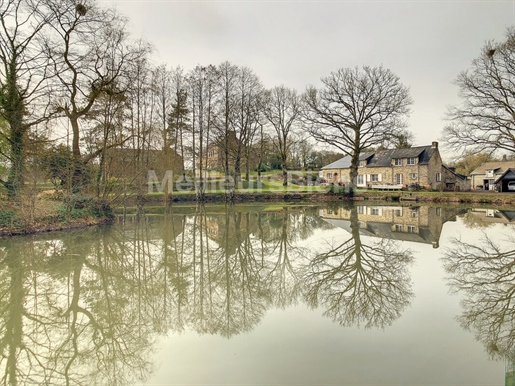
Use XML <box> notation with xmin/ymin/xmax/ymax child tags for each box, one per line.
<box><xmin>321</xmin><ymin>145</ymin><xmax>437</xmax><ymax>170</ymax></box>
<box><xmin>470</xmin><ymin>161</ymin><xmax>515</xmax><ymax>176</ymax></box>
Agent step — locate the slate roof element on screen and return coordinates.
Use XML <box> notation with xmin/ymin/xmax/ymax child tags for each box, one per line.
<box><xmin>494</xmin><ymin>168</ymin><xmax>515</xmax><ymax>183</ymax></box>
<box><xmin>442</xmin><ymin>165</ymin><xmax>468</xmax><ymax>181</ymax></box>
<box><xmin>321</xmin><ymin>156</ymin><xmax>352</xmax><ymax>170</ymax></box>
<box><xmin>470</xmin><ymin>161</ymin><xmax>515</xmax><ymax>175</ymax></box>
<box><xmin>321</xmin><ymin>145</ymin><xmax>436</xmax><ymax>170</ymax></box>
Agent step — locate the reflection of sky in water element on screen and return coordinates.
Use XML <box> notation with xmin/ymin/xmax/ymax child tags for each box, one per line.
<box><xmin>146</xmin><ymin>211</ymin><xmax>508</xmax><ymax>386</ymax></box>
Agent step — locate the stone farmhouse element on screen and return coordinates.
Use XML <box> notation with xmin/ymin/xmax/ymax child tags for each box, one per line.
<box><xmin>320</xmin><ymin>142</ymin><xmax>469</xmax><ymax>191</ymax></box>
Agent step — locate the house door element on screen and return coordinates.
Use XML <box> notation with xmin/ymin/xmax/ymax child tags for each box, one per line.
<box><xmin>396</xmin><ymin>173</ymin><xmax>403</xmax><ymax>185</ymax></box>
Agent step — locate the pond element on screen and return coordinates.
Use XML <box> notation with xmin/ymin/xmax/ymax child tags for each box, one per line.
<box><xmin>0</xmin><ymin>202</ymin><xmax>514</xmax><ymax>385</ymax></box>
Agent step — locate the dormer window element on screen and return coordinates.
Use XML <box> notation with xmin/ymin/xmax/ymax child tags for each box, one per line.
<box><xmin>359</xmin><ymin>160</ymin><xmax>366</xmax><ymax>167</ymax></box>
<box><xmin>486</xmin><ymin>169</ymin><xmax>494</xmax><ymax>177</ymax></box>
<box><xmin>407</xmin><ymin>157</ymin><xmax>416</xmax><ymax>165</ymax></box>
<box><xmin>394</xmin><ymin>158</ymin><xmax>402</xmax><ymax>166</ymax></box>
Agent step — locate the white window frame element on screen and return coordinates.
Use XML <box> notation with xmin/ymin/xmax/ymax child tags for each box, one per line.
<box><xmin>407</xmin><ymin>225</ymin><xmax>417</xmax><ymax>233</ymax></box>
<box><xmin>407</xmin><ymin>157</ymin><xmax>416</xmax><ymax>165</ymax></box>
<box><xmin>394</xmin><ymin>158</ymin><xmax>402</xmax><ymax>166</ymax></box>
<box><xmin>327</xmin><ymin>173</ymin><xmax>333</xmax><ymax>179</ymax></box>
<box><xmin>371</xmin><ymin>174</ymin><xmax>379</xmax><ymax>182</ymax></box>
<box><xmin>396</xmin><ymin>173</ymin><xmax>403</xmax><ymax>185</ymax></box>
<box><xmin>410</xmin><ymin>173</ymin><xmax>417</xmax><ymax>180</ymax></box>
<box><xmin>357</xmin><ymin>175</ymin><xmax>365</xmax><ymax>187</ymax></box>
<box><xmin>436</xmin><ymin>172</ymin><xmax>442</xmax><ymax>182</ymax></box>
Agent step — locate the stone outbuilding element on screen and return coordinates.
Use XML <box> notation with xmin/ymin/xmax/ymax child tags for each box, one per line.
<box><xmin>320</xmin><ymin>142</ymin><xmax>469</xmax><ymax>191</ymax></box>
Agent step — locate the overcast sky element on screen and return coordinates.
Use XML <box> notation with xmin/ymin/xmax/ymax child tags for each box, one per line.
<box><xmin>99</xmin><ymin>0</ymin><xmax>513</xmax><ymax>161</ymax></box>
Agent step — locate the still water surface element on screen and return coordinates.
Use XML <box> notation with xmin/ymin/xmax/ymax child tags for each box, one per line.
<box><xmin>1</xmin><ymin>203</ymin><xmax>514</xmax><ymax>385</ymax></box>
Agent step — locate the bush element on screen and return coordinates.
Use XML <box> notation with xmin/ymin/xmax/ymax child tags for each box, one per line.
<box><xmin>0</xmin><ymin>210</ymin><xmax>22</xmax><ymax>227</ymax></box>
<box><xmin>59</xmin><ymin>195</ymin><xmax>112</xmax><ymax>221</ymax></box>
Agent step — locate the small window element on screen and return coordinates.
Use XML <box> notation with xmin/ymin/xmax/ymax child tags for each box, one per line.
<box><xmin>411</xmin><ymin>211</ymin><xmax>417</xmax><ymax>218</ymax></box>
<box><xmin>410</xmin><ymin>173</ymin><xmax>417</xmax><ymax>180</ymax></box>
<box><xmin>359</xmin><ymin>160</ymin><xmax>366</xmax><ymax>167</ymax></box>
<box><xmin>436</xmin><ymin>208</ymin><xmax>442</xmax><ymax>216</ymax></box>
<box><xmin>407</xmin><ymin>225</ymin><xmax>417</xmax><ymax>233</ymax></box>
<box><xmin>357</xmin><ymin>206</ymin><xmax>365</xmax><ymax>214</ymax></box>
<box><xmin>327</xmin><ymin>173</ymin><xmax>333</xmax><ymax>179</ymax></box>
<box><xmin>407</xmin><ymin>157</ymin><xmax>416</xmax><ymax>165</ymax></box>
<box><xmin>394</xmin><ymin>224</ymin><xmax>403</xmax><ymax>232</ymax></box>
<box><xmin>371</xmin><ymin>208</ymin><xmax>379</xmax><ymax>215</ymax></box>
<box><xmin>436</xmin><ymin>172</ymin><xmax>442</xmax><ymax>182</ymax></box>
<box><xmin>371</xmin><ymin>174</ymin><xmax>379</xmax><ymax>182</ymax></box>
<box><xmin>394</xmin><ymin>158</ymin><xmax>402</xmax><ymax>166</ymax></box>
<box><xmin>395</xmin><ymin>209</ymin><xmax>402</xmax><ymax>217</ymax></box>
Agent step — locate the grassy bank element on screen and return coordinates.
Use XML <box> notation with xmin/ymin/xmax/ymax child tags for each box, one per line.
<box><xmin>0</xmin><ymin>194</ymin><xmax>113</xmax><ymax>237</ymax></box>
<box><xmin>3</xmin><ymin>183</ymin><xmax>515</xmax><ymax>237</ymax></box>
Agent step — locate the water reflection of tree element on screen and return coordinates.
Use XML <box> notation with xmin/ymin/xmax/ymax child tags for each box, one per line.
<box><xmin>443</xmin><ymin>231</ymin><xmax>515</xmax><ymax>358</ymax></box>
<box><xmin>0</xmin><ymin>227</ymin><xmax>159</xmax><ymax>386</ymax></box>
<box><xmin>0</xmin><ymin>203</ymin><xmax>415</xmax><ymax>385</ymax></box>
<box><xmin>304</xmin><ymin>205</ymin><xmax>414</xmax><ymax>328</ymax></box>
<box><xmin>257</xmin><ymin>207</ymin><xmax>319</xmax><ymax>308</ymax></box>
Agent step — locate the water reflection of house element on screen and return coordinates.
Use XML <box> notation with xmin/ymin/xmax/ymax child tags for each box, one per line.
<box><xmin>320</xmin><ymin>205</ymin><xmax>464</xmax><ymax>248</ymax></box>
<box><xmin>466</xmin><ymin>208</ymin><xmax>515</xmax><ymax>225</ymax></box>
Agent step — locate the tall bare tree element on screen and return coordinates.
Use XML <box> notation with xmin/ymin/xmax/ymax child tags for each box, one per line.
<box><xmin>303</xmin><ymin>66</ymin><xmax>412</xmax><ymax>189</ymax></box>
<box><xmin>188</xmin><ymin>65</ymin><xmax>218</xmax><ymax>198</ymax></box>
<box><xmin>216</xmin><ymin>61</ymin><xmax>238</xmax><ymax>185</ymax></box>
<box><xmin>0</xmin><ymin>0</ymin><xmax>54</xmax><ymax>198</ymax></box>
<box><xmin>44</xmin><ymin>0</ymin><xmax>148</xmax><ymax>191</ymax></box>
<box><xmin>443</xmin><ymin>28</ymin><xmax>515</xmax><ymax>155</ymax></box>
<box><xmin>230</xmin><ymin>66</ymin><xmax>263</xmax><ymax>182</ymax></box>
<box><xmin>263</xmin><ymin>86</ymin><xmax>301</xmax><ymax>186</ymax></box>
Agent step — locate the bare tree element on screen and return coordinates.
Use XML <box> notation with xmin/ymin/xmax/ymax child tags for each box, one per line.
<box><xmin>302</xmin><ymin>66</ymin><xmax>412</xmax><ymax>189</ymax></box>
<box><xmin>188</xmin><ymin>65</ymin><xmax>218</xmax><ymax>198</ymax></box>
<box><xmin>0</xmin><ymin>0</ymin><xmax>54</xmax><ymax>198</ymax></box>
<box><xmin>263</xmin><ymin>86</ymin><xmax>301</xmax><ymax>186</ymax></box>
<box><xmin>443</xmin><ymin>28</ymin><xmax>515</xmax><ymax>155</ymax></box>
<box><xmin>216</xmin><ymin>61</ymin><xmax>238</xmax><ymax>186</ymax></box>
<box><xmin>443</xmin><ymin>229</ymin><xmax>515</xmax><ymax>358</ymax></box>
<box><xmin>230</xmin><ymin>66</ymin><xmax>263</xmax><ymax>183</ymax></box>
<box><xmin>44</xmin><ymin>0</ymin><xmax>149</xmax><ymax>191</ymax></box>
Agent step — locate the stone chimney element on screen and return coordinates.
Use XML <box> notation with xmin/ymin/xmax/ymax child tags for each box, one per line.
<box><xmin>431</xmin><ymin>141</ymin><xmax>438</xmax><ymax>149</ymax></box>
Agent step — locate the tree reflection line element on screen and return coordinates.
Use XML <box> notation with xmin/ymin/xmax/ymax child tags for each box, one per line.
<box><xmin>0</xmin><ymin>203</ymin><xmax>417</xmax><ymax>385</ymax></box>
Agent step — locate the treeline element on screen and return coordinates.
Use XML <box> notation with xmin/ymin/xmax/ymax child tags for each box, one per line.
<box><xmin>1</xmin><ymin>0</ymin><xmax>417</xmax><ymax>205</ymax></box>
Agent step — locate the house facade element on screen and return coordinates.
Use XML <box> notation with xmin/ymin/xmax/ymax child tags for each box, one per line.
<box><xmin>470</xmin><ymin>161</ymin><xmax>515</xmax><ymax>190</ymax></box>
<box><xmin>320</xmin><ymin>205</ymin><xmax>465</xmax><ymax>248</ymax></box>
<box><xmin>320</xmin><ymin>142</ymin><xmax>469</xmax><ymax>191</ymax></box>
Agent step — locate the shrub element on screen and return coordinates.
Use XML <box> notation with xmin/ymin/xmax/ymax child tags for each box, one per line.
<box><xmin>0</xmin><ymin>210</ymin><xmax>21</xmax><ymax>227</ymax></box>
